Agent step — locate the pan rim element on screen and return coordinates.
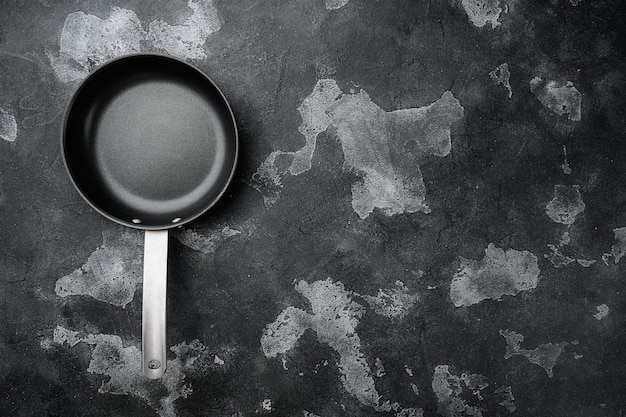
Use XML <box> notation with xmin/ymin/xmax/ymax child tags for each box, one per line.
<box><xmin>60</xmin><ymin>53</ymin><xmax>239</xmax><ymax>230</ymax></box>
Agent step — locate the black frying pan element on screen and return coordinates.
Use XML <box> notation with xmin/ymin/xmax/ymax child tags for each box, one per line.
<box><xmin>62</xmin><ymin>54</ymin><xmax>238</xmax><ymax>379</ymax></box>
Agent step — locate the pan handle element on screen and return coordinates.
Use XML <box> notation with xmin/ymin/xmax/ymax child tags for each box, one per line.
<box><xmin>142</xmin><ymin>229</ymin><xmax>169</xmax><ymax>379</ymax></box>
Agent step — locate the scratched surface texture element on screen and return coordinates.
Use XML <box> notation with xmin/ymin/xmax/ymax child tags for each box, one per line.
<box><xmin>0</xmin><ymin>0</ymin><xmax>625</xmax><ymax>416</ymax></box>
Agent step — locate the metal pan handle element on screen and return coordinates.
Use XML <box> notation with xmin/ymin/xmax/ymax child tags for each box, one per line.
<box><xmin>142</xmin><ymin>230</ymin><xmax>169</xmax><ymax>379</ymax></box>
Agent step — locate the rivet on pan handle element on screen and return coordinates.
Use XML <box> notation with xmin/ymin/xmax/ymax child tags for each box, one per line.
<box><xmin>142</xmin><ymin>229</ymin><xmax>169</xmax><ymax>379</ymax></box>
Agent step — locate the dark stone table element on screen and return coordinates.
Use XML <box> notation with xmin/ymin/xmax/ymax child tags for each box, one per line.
<box><xmin>1</xmin><ymin>0</ymin><xmax>624</xmax><ymax>416</ymax></box>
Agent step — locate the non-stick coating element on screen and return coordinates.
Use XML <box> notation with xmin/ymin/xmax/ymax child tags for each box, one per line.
<box><xmin>62</xmin><ymin>55</ymin><xmax>237</xmax><ymax>229</ymax></box>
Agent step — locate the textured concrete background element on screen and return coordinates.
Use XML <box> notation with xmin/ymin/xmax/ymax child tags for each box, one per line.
<box><xmin>0</xmin><ymin>0</ymin><xmax>625</xmax><ymax>416</ymax></box>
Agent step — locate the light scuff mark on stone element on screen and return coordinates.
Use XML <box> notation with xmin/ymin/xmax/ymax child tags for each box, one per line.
<box><xmin>461</xmin><ymin>0</ymin><xmax>504</xmax><ymax>28</ymax></box>
<box><xmin>55</xmin><ymin>229</ymin><xmax>142</xmax><ymax>307</ymax></box>
<box><xmin>251</xmin><ymin>79</ymin><xmax>463</xmax><ymax>219</ymax></box>
<box><xmin>576</xmin><ymin>259</ymin><xmax>595</xmax><ymax>267</ymax></box>
<box><xmin>450</xmin><ymin>243</ymin><xmax>540</xmax><ymax>307</ymax></box>
<box><xmin>48</xmin><ymin>1</ymin><xmax>222</xmax><ymax>82</ymax></box>
<box><xmin>47</xmin><ymin>7</ymin><xmax>146</xmax><ymax>83</ymax></box>
<box><xmin>325</xmin><ymin>0</ymin><xmax>351</xmax><ymax>9</ymax></box>
<box><xmin>561</xmin><ymin>145</ymin><xmax>572</xmax><ymax>174</ymax></box>
<box><xmin>360</xmin><ymin>281</ymin><xmax>419</xmax><ymax>319</ymax></box>
<box><xmin>175</xmin><ymin>226</ymin><xmax>242</xmax><ymax>254</ymax></box>
<box><xmin>261</xmin><ymin>278</ymin><xmax>397</xmax><ymax>411</ymax></box>
<box><xmin>593</xmin><ymin>304</ymin><xmax>609</xmax><ymax>320</ymax></box>
<box><xmin>495</xmin><ymin>385</ymin><xmax>516</xmax><ymax>413</ymax></box>
<box><xmin>609</xmin><ymin>227</ymin><xmax>626</xmax><ymax>264</ymax></box>
<box><xmin>545</xmin><ymin>243</ymin><xmax>575</xmax><ymax>268</ymax></box>
<box><xmin>545</xmin><ymin>232</ymin><xmax>594</xmax><ymax>268</ymax></box>
<box><xmin>0</xmin><ymin>107</ymin><xmax>18</xmax><ymax>143</ymax></box>
<box><xmin>53</xmin><ymin>326</ymin><xmax>210</xmax><ymax>417</ymax></box>
<box><xmin>396</xmin><ymin>408</ymin><xmax>424</xmax><ymax>417</ymax></box>
<box><xmin>147</xmin><ymin>0</ymin><xmax>222</xmax><ymax>60</ymax></box>
<box><xmin>545</xmin><ymin>185</ymin><xmax>585</xmax><ymax>225</ymax></box>
<box><xmin>499</xmin><ymin>329</ymin><xmax>568</xmax><ymax>377</ymax></box>
<box><xmin>530</xmin><ymin>77</ymin><xmax>582</xmax><ymax>121</ymax></box>
<box><xmin>489</xmin><ymin>63</ymin><xmax>512</xmax><ymax>98</ymax></box>
<box><xmin>375</xmin><ymin>357</ymin><xmax>386</xmax><ymax>377</ymax></box>
<box><xmin>570</xmin><ymin>0</ymin><xmax>580</xmax><ymax>5</ymax></box>
<box><xmin>431</xmin><ymin>365</ymin><xmax>484</xmax><ymax>417</ymax></box>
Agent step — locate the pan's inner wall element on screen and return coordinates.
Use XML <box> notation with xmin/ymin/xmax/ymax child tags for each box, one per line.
<box><xmin>63</xmin><ymin>56</ymin><xmax>237</xmax><ymax>229</ymax></box>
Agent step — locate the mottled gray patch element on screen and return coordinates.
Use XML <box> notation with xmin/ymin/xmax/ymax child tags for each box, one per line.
<box><xmin>361</xmin><ymin>281</ymin><xmax>419</xmax><ymax>319</ymax></box>
<box><xmin>609</xmin><ymin>227</ymin><xmax>626</xmax><ymax>264</ymax></box>
<box><xmin>489</xmin><ymin>63</ymin><xmax>512</xmax><ymax>98</ymax></box>
<box><xmin>55</xmin><ymin>229</ymin><xmax>142</xmax><ymax>307</ymax></box>
<box><xmin>499</xmin><ymin>329</ymin><xmax>568</xmax><ymax>377</ymax></box>
<box><xmin>147</xmin><ymin>0</ymin><xmax>221</xmax><ymax>60</ymax></box>
<box><xmin>431</xmin><ymin>365</ymin><xmax>483</xmax><ymax>417</ymax></box>
<box><xmin>252</xmin><ymin>79</ymin><xmax>463</xmax><ymax>219</ymax></box>
<box><xmin>593</xmin><ymin>304</ymin><xmax>609</xmax><ymax>320</ymax></box>
<box><xmin>325</xmin><ymin>0</ymin><xmax>350</xmax><ymax>9</ymax></box>
<box><xmin>261</xmin><ymin>278</ymin><xmax>397</xmax><ymax>411</ymax></box>
<box><xmin>0</xmin><ymin>107</ymin><xmax>17</xmax><ymax>142</ymax></box>
<box><xmin>545</xmin><ymin>185</ymin><xmax>585</xmax><ymax>225</ymax></box>
<box><xmin>530</xmin><ymin>77</ymin><xmax>582</xmax><ymax>121</ymax></box>
<box><xmin>461</xmin><ymin>0</ymin><xmax>503</xmax><ymax>28</ymax></box>
<box><xmin>450</xmin><ymin>243</ymin><xmax>540</xmax><ymax>307</ymax></box>
<box><xmin>53</xmin><ymin>326</ymin><xmax>210</xmax><ymax>417</ymax></box>
<box><xmin>495</xmin><ymin>385</ymin><xmax>516</xmax><ymax>413</ymax></box>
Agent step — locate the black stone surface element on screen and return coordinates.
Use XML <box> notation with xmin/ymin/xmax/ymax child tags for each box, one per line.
<box><xmin>0</xmin><ymin>0</ymin><xmax>625</xmax><ymax>416</ymax></box>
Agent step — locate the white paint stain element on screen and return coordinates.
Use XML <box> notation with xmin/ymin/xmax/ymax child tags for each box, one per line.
<box><xmin>175</xmin><ymin>226</ymin><xmax>242</xmax><ymax>254</ymax></box>
<box><xmin>55</xmin><ymin>229</ymin><xmax>142</xmax><ymax>307</ymax></box>
<box><xmin>325</xmin><ymin>0</ymin><xmax>351</xmax><ymax>9</ymax></box>
<box><xmin>261</xmin><ymin>278</ymin><xmax>397</xmax><ymax>411</ymax></box>
<box><xmin>495</xmin><ymin>385</ymin><xmax>516</xmax><ymax>413</ymax></box>
<box><xmin>545</xmin><ymin>185</ymin><xmax>585</xmax><ymax>225</ymax></box>
<box><xmin>47</xmin><ymin>7</ymin><xmax>146</xmax><ymax>83</ymax></box>
<box><xmin>499</xmin><ymin>329</ymin><xmax>568</xmax><ymax>377</ymax></box>
<box><xmin>252</xmin><ymin>79</ymin><xmax>464</xmax><ymax>219</ymax></box>
<box><xmin>0</xmin><ymin>107</ymin><xmax>18</xmax><ymax>143</ymax></box>
<box><xmin>450</xmin><ymin>243</ymin><xmax>540</xmax><ymax>307</ymax></box>
<box><xmin>530</xmin><ymin>77</ymin><xmax>582</xmax><ymax>121</ymax></box>
<box><xmin>214</xmin><ymin>355</ymin><xmax>225</xmax><ymax>365</ymax></box>
<box><xmin>461</xmin><ymin>0</ymin><xmax>504</xmax><ymax>28</ymax></box>
<box><xmin>431</xmin><ymin>365</ymin><xmax>483</xmax><ymax>417</ymax></box>
<box><xmin>147</xmin><ymin>0</ymin><xmax>221</xmax><ymax>60</ymax></box>
<box><xmin>593</xmin><ymin>304</ymin><xmax>609</xmax><ymax>320</ymax></box>
<box><xmin>53</xmin><ymin>326</ymin><xmax>209</xmax><ymax>417</ymax></box>
<box><xmin>48</xmin><ymin>1</ymin><xmax>222</xmax><ymax>82</ymax></box>
<box><xmin>361</xmin><ymin>281</ymin><xmax>419</xmax><ymax>319</ymax></box>
<box><xmin>489</xmin><ymin>63</ymin><xmax>512</xmax><ymax>98</ymax></box>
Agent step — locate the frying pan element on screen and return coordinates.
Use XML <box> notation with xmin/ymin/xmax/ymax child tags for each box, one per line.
<box><xmin>62</xmin><ymin>54</ymin><xmax>238</xmax><ymax>379</ymax></box>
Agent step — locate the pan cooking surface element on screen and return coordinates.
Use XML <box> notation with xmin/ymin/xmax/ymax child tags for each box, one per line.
<box><xmin>63</xmin><ymin>55</ymin><xmax>237</xmax><ymax>229</ymax></box>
